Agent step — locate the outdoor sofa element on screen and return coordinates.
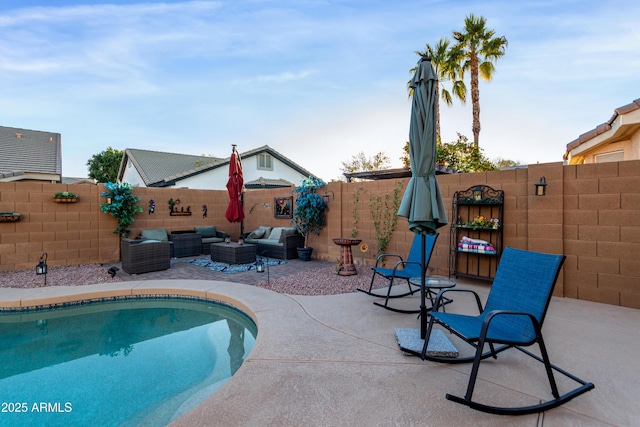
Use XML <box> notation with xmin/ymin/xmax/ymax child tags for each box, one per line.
<box><xmin>242</xmin><ymin>226</ymin><xmax>304</xmax><ymax>260</ymax></box>
<box><xmin>138</xmin><ymin>226</ymin><xmax>227</xmax><ymax>257</ymax></box>
<box><xmin>121</xmin><ymin>238</ymin><xmax>171</xmax><ymax>274</ymax></box>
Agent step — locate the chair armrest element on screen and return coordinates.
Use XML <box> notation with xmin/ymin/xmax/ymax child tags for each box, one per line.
<box><xmin>392</xmin><ymin>260</ymin><xmax>420</xmax><ymax>272</ymax></box>
<box><xmin>216</xmin><ymin>230</ymin><xmax>228</xmax><ymax>239</ymax></box>
<box><xmin>433</xmin><ymin>288</ymin><xmax>484</xmax><ymax>314</ymax></box>
<box><xmin>480</xmin><ymin>310</ymin><xmax>541</xmax><ymax>345</ymax></box>
<box><xmin>375</xmin><ymin>254</ymin><xmax>403</xmax><ymax>267</ymax></box>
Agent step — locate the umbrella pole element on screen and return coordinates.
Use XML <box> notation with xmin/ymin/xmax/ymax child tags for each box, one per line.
<box><xmin>420</xmin><ymin>233</ymin><xmax>427</xmax><ymax>339</ymax></box>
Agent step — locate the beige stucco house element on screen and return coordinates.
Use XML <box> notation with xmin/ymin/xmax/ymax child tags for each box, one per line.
<box><xmin>564</xmin><ymin>98</ymin><xmax>640</xmax><ymax>164</ymax></box>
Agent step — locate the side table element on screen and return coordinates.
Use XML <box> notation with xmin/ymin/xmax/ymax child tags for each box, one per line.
<box><xmin>169</xmin><ymin>232</ymin><xmax>202</xmax><ymax>258</ymax></box>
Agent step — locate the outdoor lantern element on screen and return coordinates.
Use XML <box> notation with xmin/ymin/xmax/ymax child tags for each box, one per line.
<box><xmin>322</xmin><ymin>190</ymin><xmax>335</xmax><ymax>205</ymax></box>
<box><xmin>36</xmin><ymin>252</ymin><xmax>48</xmax><ymax>285</ymax></box>
<box><xmin>535</xmin><ymin>176</ymin><xmax>547</xmax><ymax>196</ymax></box>
<box><xmin>256</xmin><ymin>258</ymin><xmax>265</xmax><ymax>273</ymax></box>
<box><xmin>473</xmin><ymin>186</ymin><xmax>483</xmax><ymax>201</ymax></box>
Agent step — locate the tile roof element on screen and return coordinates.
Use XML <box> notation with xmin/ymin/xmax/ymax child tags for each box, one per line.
<box><xmin>0</xmin><ymin>126</ymin><xmax>61</xmax><ymax>181</ymax></box>
<box><xmin>564</xmin><ymin>98</ymin><xmax>640</xmax><ymax>160</ymax></box>
<box><xmin>122</xmin><ymin>148</ymin><xmax>224</xmax><ymax>186</ymax></box>
<box><xmin>122</xmin><ymin>145</ymin><xmax>316</xmax><ymax>187</ymax></box>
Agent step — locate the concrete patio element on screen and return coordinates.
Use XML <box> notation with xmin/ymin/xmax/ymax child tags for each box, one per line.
<box><xmin>1</xmin><ymin>259</ymin><xmax>638</xmax><ymax>426</ymax></box>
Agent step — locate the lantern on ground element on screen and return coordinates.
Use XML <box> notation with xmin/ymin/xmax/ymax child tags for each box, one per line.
<box><xmin>36</xmin><ymin>253</ymin><xmax>48</xmax><ymax>285</ymax></box>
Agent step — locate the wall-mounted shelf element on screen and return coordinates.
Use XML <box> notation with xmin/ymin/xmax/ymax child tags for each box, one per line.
<box><xmin>450</xmin><ymin>185</ymin><xmax>504</xmax><ymax>282</ymax></box>
<box><xmin>170</xmin><ymin>211</ymin><xmax>192</xmax><ymax>216</ymax></box>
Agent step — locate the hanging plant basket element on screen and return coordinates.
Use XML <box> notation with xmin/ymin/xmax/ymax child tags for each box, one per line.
<box><xmin>0</xmin><ymin>212</ymin><xmax>21</xmax><ymax>222</ymax></box>
<box><xmin>54</xmin><ymin>197</ymin><xmax>78</xmax><ymax>203</ymax></box>
<box><xmin>53</xmin><ymin>192</ymin><xmax>78</xmax><ymax>203</ymax></box>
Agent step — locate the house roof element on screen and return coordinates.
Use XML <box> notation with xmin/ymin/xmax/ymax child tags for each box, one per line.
<box><xmin>343</xmin><ymin>165</ymin><xmax>457</xmax><ymax>182</ymax></box>
<box><xmin>245</xmin><ymin>176</ymin><xmax>295</xmax><ymax>189</ymax></box>
<box><xmin>120</xmin><ymin>145</ymin><xmax>316</xmax><ymax>187</ymax></box>
<box><xmin>120</xmin><ymin>148</ymin><xmax>223</xmax><ymax>187</ymax></box>
<box><xmin>564</xmin><ymin>98</ymin><xmax>640</xmax><ymax>161</ymax></box>
<box><xmin>0</xmin><ymin>126</ymin><xmax>62</xmax><ymax>182</ymax></box>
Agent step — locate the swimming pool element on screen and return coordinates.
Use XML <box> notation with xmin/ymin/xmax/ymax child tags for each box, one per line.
<box><xmin>0</xmin><ymin>296</ymin><xmax>256</xmax><ymax>426</ymax></box>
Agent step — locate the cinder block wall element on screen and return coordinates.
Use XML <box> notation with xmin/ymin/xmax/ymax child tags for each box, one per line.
<box><xmin>0</xmin><ymin>183</ymin><xmax>235</xmax><ymax>271</ymax></box>
<box><xmin>1</xmin><ymin>160</ymin><xmax>639</xmax><ymax>308</ymax></box>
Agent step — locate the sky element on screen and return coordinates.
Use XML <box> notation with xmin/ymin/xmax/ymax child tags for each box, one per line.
<box><xmin>1</xmin><ymin>0</ymin><xmax>639</xmax><ymax>182</ymax></box>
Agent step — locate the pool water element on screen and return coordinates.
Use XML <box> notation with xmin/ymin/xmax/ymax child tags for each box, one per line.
<box><xmin>0</xmin><ymin>297</ymin><xmax>256</xmax><ymax>426</ymax></box>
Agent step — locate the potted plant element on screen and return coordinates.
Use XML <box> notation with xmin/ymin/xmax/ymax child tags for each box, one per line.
<box><xmin>291</xmin><ymin>177</ymin><xmax>329</xmax><ymax>261</ymax></box>
<box><xmin>99</xmin><ymin>182</ymin><xmax>143</xmax><ymax>237</ymax></box>
<box><xmin>54</xmin><ymin>191</ymin><xmax>78</xmax><ymax>203</ymax></box>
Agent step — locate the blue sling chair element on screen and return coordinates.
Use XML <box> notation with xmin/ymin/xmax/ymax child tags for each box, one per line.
<box><xmin>408</xmin><ymin>247</ymin><xmax>594</xmax><ymax>415</ymax></box>
<box><xmin>357</xmin><ymin>233</ymin><xmax>439</xmax><ymax>313</ymax></box>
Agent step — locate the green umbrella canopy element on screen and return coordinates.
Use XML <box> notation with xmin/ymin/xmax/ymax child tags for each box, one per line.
<box><xmin>398</xmin><ymin>58</ymin><xmax>448</xmax><ymax>235</ymax></box>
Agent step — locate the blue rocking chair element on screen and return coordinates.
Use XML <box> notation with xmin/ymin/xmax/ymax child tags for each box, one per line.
<box><xmin>414</xmin><ymin>247</ymin><xmax>594</xmax><ymax>415</ymax></box>
<box><xmin>357</xmin><ymin>233</ymin><xmax>438</xmax><ymax>313</ymax></box>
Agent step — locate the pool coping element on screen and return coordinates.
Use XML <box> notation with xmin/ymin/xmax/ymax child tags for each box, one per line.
<box><xmin>1</xmin><ymin>279</ymin><xmax>637</xmax><ymax>426</ymax></box>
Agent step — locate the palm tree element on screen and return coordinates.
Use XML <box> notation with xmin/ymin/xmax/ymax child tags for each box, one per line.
<box><xmin>453</xmin><ymin>14</ymin><xmax>508</xmax><ymax>148</ymax></box>
<box><xmin>409</xmin><ymin>38</ymin><xmax>466</xmax><ymax>142</ymax></box>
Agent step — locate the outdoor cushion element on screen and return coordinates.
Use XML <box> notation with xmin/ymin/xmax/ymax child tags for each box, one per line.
<box><xmin>247</xmin><ymin>229</ymin><xmax>267</xmax><ymax>239</ymax></box>
<box><xmin>267</xmin><ymin>227</ymin><xmax>283</xmax><ymax>241</ymax></box>
<box><xmin>195</xmin><ymin>226</ymin><xmax>217</xmax><ymax>238</ymax></box>
<box><xmin>258</xmin><ymin>239</ymin><xmax>283</xmax><ymax>246</ymax></box>
<box><xmin>279</xmin><ymin>227</ymin><xmax>297</xmax><ymax>243</ymax></box>
<box><xmin>139</xmin><ymin>239</ymin><xmax>162</xmax><ymax>244</ymax></box>
<box><xmin>258</xmin><ymin>225</ymin><xmax>272</xmax><ymax>235</ymax></box>
<box><xmin>140</xmin><ymin>228</ymin><xmax>169</xmax><ymax>241</ymax></box>
<box><xmin>202</xmin><ymin>237</ymin><xmax>224</xmax><ymax>244</ymax></box>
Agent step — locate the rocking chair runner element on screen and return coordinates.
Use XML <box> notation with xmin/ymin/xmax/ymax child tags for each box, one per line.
<box><xmin>414</xmin><ymin>247</ymin><xmax>594</xmax><ymax>415</ymax></box>
<box><xmin>357</xmin><ymin>233</ymin><xmax>438</xmax><ymax>313</ymax></box>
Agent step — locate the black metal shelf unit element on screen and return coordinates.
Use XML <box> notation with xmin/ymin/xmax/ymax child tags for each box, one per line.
<box><xmin>449</xmin><ymin>185</ymin><xmax>504</xmax><ymax>282</ymax></box>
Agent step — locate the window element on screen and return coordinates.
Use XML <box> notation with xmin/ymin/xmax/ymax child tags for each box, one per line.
<box><xmin>257</xmin><ymin>153</ymin><xmax>273</xmax><ymax>171</ymax></box>
<box><xmin>594</xmin><ymin>151</ymin><xmax>624</xmax><ymax>163</ymax></box>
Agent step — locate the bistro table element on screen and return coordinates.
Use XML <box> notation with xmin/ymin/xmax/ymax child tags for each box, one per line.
<box><xmin>404</xmin><ymin>275</ymin><xmax>456</xmax><ymax>314</ymax></box>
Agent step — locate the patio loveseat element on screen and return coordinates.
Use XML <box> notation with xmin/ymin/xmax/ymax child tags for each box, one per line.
<box><xmin>243</xmin><ymin>226</ymin><xmax>304</xmax><ymax>260</ymax></box>
<box><xmin>139</xmin><ymin>226</ymin><xmax>227</xmax><ymax>257</ymax></box>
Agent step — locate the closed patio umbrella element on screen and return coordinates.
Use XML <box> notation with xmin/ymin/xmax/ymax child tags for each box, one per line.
<box><xmin>225</xmin><ymin>145</ymin><xmax>245</xmax><ymax>223</ymax></box>
<box><xmin>397</xmin><ymin>57</ymin><xmax>448</xmax><ymax>338</ymax></box>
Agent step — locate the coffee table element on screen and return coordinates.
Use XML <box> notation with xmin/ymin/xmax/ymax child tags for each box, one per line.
<box><xmin>210</xmin><ymin>242</ymin><xmax>256</xmax><ymax>264</ymax></box>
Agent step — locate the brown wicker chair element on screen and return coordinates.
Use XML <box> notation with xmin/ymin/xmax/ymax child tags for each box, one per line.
<box><xmin>121</xmin><ymin>239</ymin><xmax>171</xmax><ymax>274</ymax></box>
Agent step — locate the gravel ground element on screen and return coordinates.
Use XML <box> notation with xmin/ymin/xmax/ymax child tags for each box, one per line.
<box><xmin>0</xmin><ymin>264</ymin><xmax>123</xmax><ymax>289</ymax></box>
<box><xmin>254</xmin><ymin>264</ymin><xmax>387</xmax><ymax>296</ymax></box>
<box><xmin>0</xmin><ymin>263</ymin><xmax>387</xmax><ymax>296</ymax></box>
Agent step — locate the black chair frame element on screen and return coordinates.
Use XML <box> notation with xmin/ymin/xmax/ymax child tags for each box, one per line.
<box><xmin>401</xmin><ymin>248</ymin><xmax>594</xmax><ymax>415</ymax></box>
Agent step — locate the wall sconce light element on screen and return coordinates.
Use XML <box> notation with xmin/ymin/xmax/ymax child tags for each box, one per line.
<box><xmin>473</xmin><ymin>186</ymin><xmax>483</xmax><ymax>201</ymax></box>
<box><xmin>535</xmin><ymin>176</ymin><xmax>547</xmax><ymax>196</ymax></box>
<box><xmin>322</xmin><ymin>190</ymin><xmax>335</xmax><ymax>204</ymax></box>
<box><xmin>36</xmin><ymin>252</ymin><xmax>48</xmax><ymax>285</ymax></box>
<box><xmin>105</xmin><ymin>196</ymin><xmax>112</xmax><ymax>204</ymax></box>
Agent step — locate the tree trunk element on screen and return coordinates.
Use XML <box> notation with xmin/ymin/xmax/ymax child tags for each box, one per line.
<box><xmin>470</xmin><ymin>55</ymin><xmax>481</xmax><ymax>148</ymax></box>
